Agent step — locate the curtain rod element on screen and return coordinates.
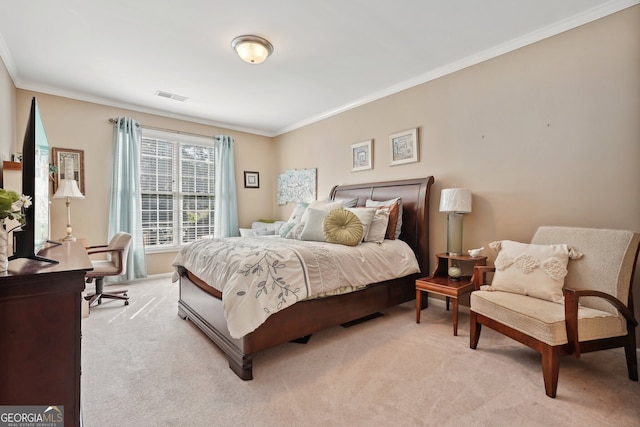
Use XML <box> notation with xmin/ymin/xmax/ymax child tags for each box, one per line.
<box><xmin>108</xmin><ymin>118</ymin><xmax>213</xmax><ymax>140</ymax></box>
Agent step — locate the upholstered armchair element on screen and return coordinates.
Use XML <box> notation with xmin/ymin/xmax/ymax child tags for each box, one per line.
<box><xmin>470</xmin><ymin>226</ymin><xmax>640</xmax><ymax>398</ymax></box>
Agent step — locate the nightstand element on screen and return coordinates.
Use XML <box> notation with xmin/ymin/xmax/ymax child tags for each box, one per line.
<box><xmin>416</xmin><ymin>253</ymin><xmax>487</xmax><ymax>336</ymax></box>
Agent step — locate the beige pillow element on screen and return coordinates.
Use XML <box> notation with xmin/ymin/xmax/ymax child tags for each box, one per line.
<box><xmin>323</xmin><ymin>209</ymin><xmax>363</xmax><ymax>246</ymax></box>
<box><xmin>365</xmin><ymin>198</ymin><xmax>402</xmax><ymax>239</ymax></box>
<box><xmin>487</xmin><ymin>240</ymin><xmax>582</xmax><ymax>303</ymax></box>
<box><xmin>345</xmin><ymin>207</ymin><xmax>377</xmax><ymax>242</ymax></box>
<box><xmin>364</xmin><ymin>208</ymin><xmax>390</xmax><ymax>243</ymax></box>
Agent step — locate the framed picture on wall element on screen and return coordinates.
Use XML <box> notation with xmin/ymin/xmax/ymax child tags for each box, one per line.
<box><xmin>51</xmin><ymin>147</ymin><xmax>85</xmax><ymax>194</ymax></box>
<box><xmin>389</xmin><ymin>128</ymin><xmax>418</xmax><ymax>166</ymax></box>
<box><xmin>350</xmin><ymin>140</ymin><xmax>373</xmax><ymax>172</ymax></box>
<box><xmin>244</xmin><ymin>171</ymin><xmax>260</xmax><ymax>188</ymax></box>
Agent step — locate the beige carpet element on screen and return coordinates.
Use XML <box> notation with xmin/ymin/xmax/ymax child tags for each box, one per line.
<box><xmin>81</xmin><ymin>276</ymin><xmax>640</xmax><ymax>426</ymax></box>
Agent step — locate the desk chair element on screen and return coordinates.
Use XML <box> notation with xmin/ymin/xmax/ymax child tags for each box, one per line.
<box><xmin>85</xmin><ymin>232</ymin><xmax>132</xmax><ymax>307</ymax></box>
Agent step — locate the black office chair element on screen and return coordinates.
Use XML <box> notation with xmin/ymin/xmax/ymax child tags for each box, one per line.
<box><xmin>84</xmin><ymin>232</ymin><xmax>132</xmax><ymax>307</ymax></box>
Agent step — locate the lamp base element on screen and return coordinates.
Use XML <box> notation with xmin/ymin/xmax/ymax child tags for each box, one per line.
<box><xmin>446</xmin><ymin>213</ymin><xmax>464</xmax><ymax>256</ymax></box>
<box><xmin>62</xmin><ymin>235</ymin><xmax>77</xmax><ymax>242</ymax></box>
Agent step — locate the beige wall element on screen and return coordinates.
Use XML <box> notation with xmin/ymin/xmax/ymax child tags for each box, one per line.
<box><xmin>13</xmin><ymin>91</ymin><xmax>276</xmax><ymax>274</ymax></box>
<box><xmin>0</xmin><ymin>55</ymin><xmax>16</xmax><ymax>169</ymax></box>
<box><xmin>273</xmin><ymin>7</ymin><xmax>640</xmax><ymax>331</ymax></box>
<box><xmin>274</xmin><ymin>6</ymin><xmax>640</xmax><ymax>261</ymax></box>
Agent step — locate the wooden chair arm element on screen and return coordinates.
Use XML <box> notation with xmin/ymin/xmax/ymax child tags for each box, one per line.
<box><xmin>563</xmin><ymin>287</ymin><xmax>638</xmax><ymax>358</ymax></box>
<box><xmin>85</xmin><ymin>248</ymin><xmax>125</xmax><ymax>277</ymax></box>
<box><xmin>86</xmin><ymin>247</ymin><xmax>123</xmax><ymax>256</ymax></box>
<box><xmin>473</xmin><ymin>265</ymin><xmax>495</xmax><ymax>290</ymax></box>
<box><xmin>86</xmin><ymin>244</ymin><xmax>109</xmax><ymax>250</ymax></box>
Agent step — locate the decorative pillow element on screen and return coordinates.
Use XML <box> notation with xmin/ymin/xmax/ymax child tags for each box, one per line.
<box><xmin>345</xmin><ymin>207</ymin><xmax>376</xmax><ymax>242</ymax></box>
<box><xmin>333</xmin><ymin>197</ymin><xmax>358</xmax><ymax>208</ymax></box>
<box><xmin>364</xmin><ymin>207</ymin><xmax>390</xmax><ymax>243</ymax></box>
<box><xmin>285</xmin><ymin>222</ymin><xmax>305</xmax><ymax>239</ymax></box>
<box><xmin>486</xmin><ymin>240</ymin><xmax>583</xmax><ymax>303</ymax></box>
<box><xmin>279</xmin><ymin>221</ymin><xmax>296</xmax><ymax>238</ymax></box>
<box><xmin>323</xmin><ymin>209</ymin><xmax>363</xmax><ymax>246</ymax></box>
<box><xmin>287</xmin><ymin>202</ymin><xmax>309</xmax><ymax>222</ymax></box>
<box><xmin>365</xmin><ymin>198</ymin><xmax>402</xmax><ymax>240</ymax></box>
<box><xmin>279</xmin><ymin>203</ymin><xmax>309</xmax><ymax>237</ymax></box>
<box><xmin>299</xmin><ymin>208</ymin><xmax>331</xmax><ymax>242</ymax></box>
<box><xmin>301</xmin><ymin>200</ymin><xmax>344</xmax><ymax>224</ymax></box>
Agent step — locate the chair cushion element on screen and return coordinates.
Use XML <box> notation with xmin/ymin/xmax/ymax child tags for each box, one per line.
<box><xmin>89</xmin><ymin>259</ymin><xmax>122</xmax><ymax>275</ymax></box>
<box><xmin>486</xmin><ymin>240</ymin><xmax>582</xmax><ymax>303</ymax></box>
<box><xmin>471</xmin><ymin>290</ymin><xmax>626</xmax><ymax>346</ymax></box>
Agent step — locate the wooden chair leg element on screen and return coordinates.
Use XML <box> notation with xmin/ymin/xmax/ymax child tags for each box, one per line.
<box><xmin>470</xmin><ymin>311</ymin><xmax>481</xmax><ymax>349</ymax></box>
<box><xmin>624</xmin><ymin>330</ymin><xmax>638</xmax><ymax>381</ymax></box>
<box><xmin>541</xmin><ymin>345</ymin><xmax>561</xmax><ymax>398</ymax></box>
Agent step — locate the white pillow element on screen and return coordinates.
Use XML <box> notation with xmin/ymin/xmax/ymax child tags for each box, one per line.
<box><xmin>365</xmin><ymin>198</ymin><xmax>403</xmax><ymax>239</ymax></box>
<box><xmin>279</xmin><ymin>203</ymin><xmax>309</xmax><ymax>237</ymax></box>
<box><xmin>299</xmin><ymin>208</ymin><xmax>330</xmax><ymax>242</ymax></box>
<box><xmin>301</xmin><ymin>200</ymin><xmax>344</xmax><ymax>224</ymax></box>
<box><xmin>333</xmin><ymin>197</ymin><xmax>358</xmax><ymax>208</ymax></box>
<box><xmin>345</xmin><ymin>207</ymin><xmax>376</xmax><ymax>242</ymax></box>
<box><xmin>364</xmin><ymin>208</ymin><xmax>390</xmax><ymax>243</ymax></box>
<box><xmin>287</xmin><ymin>202</ymin><xmax>308</xmax><ymax>223</ymax></box>
<box><xmin>486</xmin><ymin>240</ymin><xmax>583</xmax><ymax>303</ymax></box>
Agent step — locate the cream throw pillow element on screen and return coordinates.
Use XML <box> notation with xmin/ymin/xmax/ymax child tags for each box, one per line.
<box><xmin>487</xmin><ymin>240</ymin><xmax>583</xmax><ymax>303</ymax></box>
<box><xmin>345</xmin><ymin>207</ymin><xmax>376</xmax><ymax>242</ymax></box>
<box><xmin>364</xmin><ymin>208</ymin><xmax>390</xmax><ymax>243</ymax></box>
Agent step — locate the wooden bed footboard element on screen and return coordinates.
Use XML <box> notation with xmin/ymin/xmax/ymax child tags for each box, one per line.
<box><xmin>178</xmin><ymin>269</ymin><xmax>420</xmax><ymax>380</ymax></box>
<box><xmin>177</xmin><ymin>176</ymin><xmax>434</xmax><ymax>380</ymax></box>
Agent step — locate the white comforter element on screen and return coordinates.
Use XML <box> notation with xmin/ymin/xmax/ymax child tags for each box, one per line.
<box><xmin>172</xmin><ymin>236</ymin><xmax>420</xmax><ymax>338</ymax></box>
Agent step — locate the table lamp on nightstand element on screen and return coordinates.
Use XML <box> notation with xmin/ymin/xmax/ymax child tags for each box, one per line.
<box><xmin>439</xmin><ymin>188</ymin><xmax>472</xmax><ymax>256</ymax></box>
<box><xmin>53</xmin><ymin>179</ymin><xmax>85</xmax><ymax>241</ymax></box>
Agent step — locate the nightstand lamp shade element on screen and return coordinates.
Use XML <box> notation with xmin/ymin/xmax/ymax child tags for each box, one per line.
<box><xmin>53</xmin><ymin>179</ymin><xmax>85</xmax><ymax>241</ymax></box>
<box><xmin>439</xmin><ymin>188</ymin><xmax>472</xmax><ymax>255</ymax></box>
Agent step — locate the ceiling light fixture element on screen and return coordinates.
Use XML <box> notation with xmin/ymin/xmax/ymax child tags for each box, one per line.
<box><xmin>231</xmin><ymin>35</ymin><xmax>273</xmax><ymax>64</ymax></box>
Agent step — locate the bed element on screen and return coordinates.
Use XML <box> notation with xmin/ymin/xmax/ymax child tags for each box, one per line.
<box><xmin>175</xmin><ymin>177</ymin><xmax>434</xmax><ymax>380</ymax></box>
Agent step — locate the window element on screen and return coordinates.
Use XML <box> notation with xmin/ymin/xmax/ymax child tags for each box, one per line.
<box><xmin>140</xmin><ymin>129</ymin><xmax>215</xmax><ymax>250</ymax></box>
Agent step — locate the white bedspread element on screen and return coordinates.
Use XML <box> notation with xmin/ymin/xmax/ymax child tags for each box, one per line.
<box><xmin>172</xmin><ymin>236</ymin><xmax>419</xmax><ymax>338</ymax></box>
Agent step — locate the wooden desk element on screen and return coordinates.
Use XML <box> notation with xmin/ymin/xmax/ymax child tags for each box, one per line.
<box><xmin>0</xmin><ymin>241</ymin><xmax>92</xmax><ymax>427</ymax></box>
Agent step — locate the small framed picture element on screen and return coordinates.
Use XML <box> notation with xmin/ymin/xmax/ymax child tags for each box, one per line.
<box><xmin>389</xmin><ymin>128</ymin><xmax>418</xmax><ymax>166</ymax></box>
<box><xmin>244</xmin><ymin>171</ymin><xmax>260</xmax><ymax>188</ymax></box>
<box><xmin>51</xmin><ymin>147</ymin><xmax>85</xmax><ymax>194</ymax></box>
<box><xmin>351</xmin><ymin>140</ymin><xmax>373</xmax><ymax>172</ymax></box>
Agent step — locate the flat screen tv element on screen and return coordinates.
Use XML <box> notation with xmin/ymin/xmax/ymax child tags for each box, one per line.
<box><xmin>10</xmin><ymin>97</ymin><xmax>58</xmax><ymax>264</ymax></box>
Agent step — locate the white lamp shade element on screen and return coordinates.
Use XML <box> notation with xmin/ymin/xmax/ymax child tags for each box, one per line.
<box><xmin>439</xmin><ymin>188</ymin><xmax>472</xmax><ymax>213</ymax></box>
<box><xmin>54</xmin><ymin>179</ymin><xmax>85</xmax><ymax>199</ymax></box>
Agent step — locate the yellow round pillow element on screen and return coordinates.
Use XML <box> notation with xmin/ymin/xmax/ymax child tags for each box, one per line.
<box><xmin>323</xmin><ymin>209</ymin><xmax>363</xmax><ymax>246</ymax></box>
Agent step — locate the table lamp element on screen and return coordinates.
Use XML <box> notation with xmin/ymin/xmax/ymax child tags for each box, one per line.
<box><xmin>53</xmin><ymin>179</ymin><xmax>85</xmax><ymax>241</ymax></box>
<box><xmin>439</xmin><ymin>188</ymin><xmax>472</xmax><ymax>255</ymax></box>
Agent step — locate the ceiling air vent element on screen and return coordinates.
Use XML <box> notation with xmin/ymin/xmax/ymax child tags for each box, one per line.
<box><xmin>155</xmin><ymin>90</ymin><xmax>189</xmax><ymax>102</ymax></box>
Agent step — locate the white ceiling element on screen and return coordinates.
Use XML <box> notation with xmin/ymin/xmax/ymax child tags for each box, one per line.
<box><xmin>0</xmin><ymin>0</ymin><xmax>634</xmax><ymax>137</ymax></box>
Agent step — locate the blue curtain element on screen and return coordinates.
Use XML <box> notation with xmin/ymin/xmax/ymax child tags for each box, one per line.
<box><xmin>108</xmin><ymin>117</ymin><xmax>147</xmax><ymax>281</ymax></box>
<box><xmin>213</xmin><ymin>135</ymin><xmax>239</xmax><ymax>237</ymax></box>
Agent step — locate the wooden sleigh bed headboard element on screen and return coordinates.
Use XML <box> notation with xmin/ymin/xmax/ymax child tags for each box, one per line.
<box><xmin>177</xmin><ymin>176</ymin><xmax>435</xmax><ymax>380</ymax></box>
<box><xmin>330</xmin><ymin>176</ymin><xmax>433</xmax><ymax>273</ymax></box>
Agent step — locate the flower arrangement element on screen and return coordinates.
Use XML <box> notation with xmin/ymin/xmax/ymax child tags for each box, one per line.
<box><xmin>0</xmin><ymin>188</ymin><xmax>32</xmax><ymax>227</ymax></box>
